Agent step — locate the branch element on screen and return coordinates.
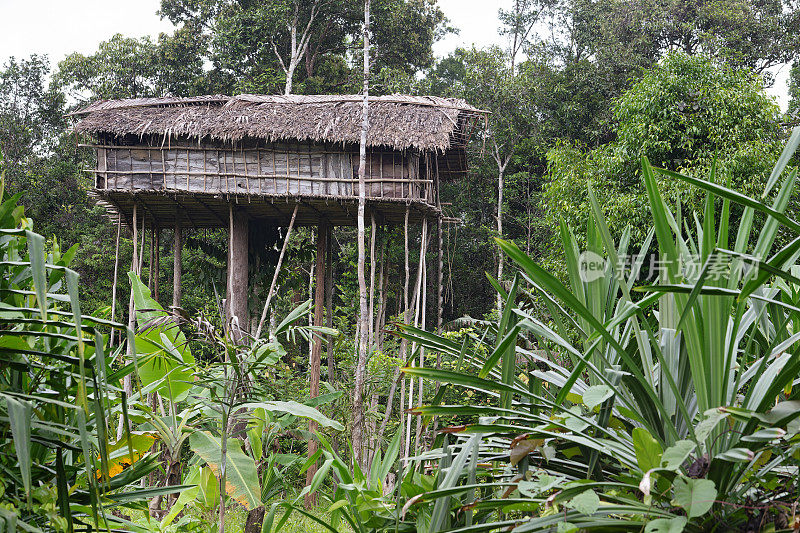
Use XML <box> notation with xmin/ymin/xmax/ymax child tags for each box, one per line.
<box><xmin>296</xmin><ymin>0</ymin><xmax>322</xmax><ymax>61</ymax></box>
<box><xmin>271</xmin><ymin>39</ymin><xmax>289</xmax><ymax>75</ymax></box>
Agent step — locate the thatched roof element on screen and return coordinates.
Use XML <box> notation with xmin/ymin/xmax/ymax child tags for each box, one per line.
<box><xmin>72</xmin><ymin>94</ymin><xmax>486</xmax><ymax>152</ymax></box>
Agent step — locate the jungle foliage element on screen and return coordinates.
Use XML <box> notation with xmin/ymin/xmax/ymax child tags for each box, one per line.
<box><xmin>3</xmin><ymin>0</ymin><xmax>800</xmax><ymax>530</ymax></box>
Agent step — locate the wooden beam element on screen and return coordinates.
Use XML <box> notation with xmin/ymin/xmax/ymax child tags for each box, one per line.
<box><xmin>194</xmin><ymin>196</ymin><xmax>228</xmax><ymax>227</ymax></box>
<box><xmin>171</xmin><ymin>196</ymin><xmax>199</xmax><ymax>230</ymax></box>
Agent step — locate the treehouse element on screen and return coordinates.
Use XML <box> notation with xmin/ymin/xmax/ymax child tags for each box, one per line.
<box><xmin>74</xmin><ymin>94</ymin><xmax>483</xmax><ymax>228</ymax></box>
<box><xmin>73</xmin><ymin>93</ymin><xmax>484</xmax><ymax>406</ymax></box>
<box><xmin>74</xmin><ymin>93</ymin><xmax>484</xmax><ymax>472</ymax></box>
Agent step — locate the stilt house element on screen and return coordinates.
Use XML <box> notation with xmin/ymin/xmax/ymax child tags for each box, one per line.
<box><xmin>73</xmin><ymin>92</ymin><xmax>484</xmax><ymax>350</ymax></box>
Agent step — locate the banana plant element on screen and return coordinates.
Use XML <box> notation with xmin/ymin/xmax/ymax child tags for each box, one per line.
<box><xmin>0</xmin><ymin>172</ymin><xmax>171</xmax><ymax>531</ymax></box>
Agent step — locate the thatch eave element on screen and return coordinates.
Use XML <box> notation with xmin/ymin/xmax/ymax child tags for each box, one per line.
<box><xmin>71</xmin><ymin>94</ymin><xmax>487</xmax><ymax>153</ymax></box>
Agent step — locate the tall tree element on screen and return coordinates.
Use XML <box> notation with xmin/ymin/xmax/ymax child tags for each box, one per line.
<box><xmin>56</xmin><ymin>32</ymin><xmax>207</xmax><ymax>101</ymax></box>
<box><xmin>272</xmin><ymin>0</ymin><xmax>322</xmax><ymax>94</ymax></box>
<box><xmin>352</xmin><ymin>0</ymin><xmax>371</xmax><ymax>470</ymax></box>
<box><xmin>0</xmin><ymin>56</ymin><xmax>64</xmax><ymax>171</ymax></box>
<box><xmin>159</xmin><ymin>0</ymin><xmax>449</xmax><ymax>94</ymax></box>
<box><xmin>457</xmin><ymin>48</ymin><xmax>537</xmax><ymax>308</ymax></box>
<box><xmin>499</xmin><ymin>0</ymin><xmax>552</xmax><ymax>73</ymax></box>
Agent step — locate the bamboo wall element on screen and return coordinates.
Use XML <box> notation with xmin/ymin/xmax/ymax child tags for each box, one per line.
<box><xmin>91</xmin><ymin>141</ymin><xmax>436</xmax><ymax>205</ymax></box>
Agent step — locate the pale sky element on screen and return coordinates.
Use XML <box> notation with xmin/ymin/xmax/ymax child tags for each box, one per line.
<box><xmin>0</xmin><ymin>0</ymin><xmax>790</xmax><ymax>109</ymax></box>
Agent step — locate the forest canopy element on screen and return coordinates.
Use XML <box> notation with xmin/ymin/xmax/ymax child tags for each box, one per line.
<box><xmin>2</xmin><ymin>0</ymin><xmax>800</xmax><ymax>530</ymax></box>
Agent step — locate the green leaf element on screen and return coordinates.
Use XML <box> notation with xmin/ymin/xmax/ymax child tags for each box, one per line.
<box><xmin>673</xmin><ymin>477</ymin><xmax>716</xmax><ymax>518</ymax></box>
<box><xmin>26</xmin><ymin>231</ymin><xmax>47</xmax><ymax>320</ymax></box>
<box><xmin>518</xmin><ymin>474</ymin><xmax>564</xmax><ymax>497</ymax></box>
<box><xmin>7</xmin><ymin>397</ymin><xmax>32</xmax><ymax>504</ymax></box>
<box><xmin>129</xmin><ymin>273</ymin><xmax>195</xmax><ymax>401</ymax></box>
<box><xmin>645</xmin><ymin>516</ymin><xmax>687</xmax><ymax>533</ymax></box>
<box><xmin>567</xmin><ymin>489</ymin><xmax>599</xmax><ymax>515</ymax></box>
<box><xmin>199</xmin><ymin>465</ymin><xmax>220</xmax><ymax>508</ymax></box>
<box><xmin>695</xmin><ymin>409</ymin><xmax>728</xmax><ymax>443</ymax></box>
<box><xmin>632</xmin><ymin>428</ymin><xmax>662</xmax><ymax>473</ymax></box>
<box><xmin>557</xmin><ymin>522</ymin><xmax>578</xmax><ymax>533</ymax></box>
<box><xmin>716</xmin><ymin>448</ymin><xmax>755</xmax><ymax>462</ymax></box>
<box><xmin>189</xmin><ymin>431</ymin><xmax>261</xmax><ymax>510</ymax></box>
<box><xmin>582</xmin><ymin>385</ymin><xmax>613</xmax><ymax>409</ymax></box>
<box><xmin>661</xmin><ymin>440</ymin><xmax>695</xmax><ymax>470</ymax></box>
<box><xmin>242</xmin><ymin>401</ymin><xmax>343</xmax><ymax>431</ymax></box>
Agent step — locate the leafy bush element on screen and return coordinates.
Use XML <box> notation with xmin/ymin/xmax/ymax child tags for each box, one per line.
<box><xmin>388</xmin><ymin>132</ymin><xmax>800</xmax><ymax>532</ymax></box>
<box><xmin>545</xmin><ymin>52</ymin><xmax>784</xmax><ymax>253</ymax></box>
<box><xmin>0</xmin><ymin>172</ymin><xmax>158</xmax><ymax>530</ymax></box>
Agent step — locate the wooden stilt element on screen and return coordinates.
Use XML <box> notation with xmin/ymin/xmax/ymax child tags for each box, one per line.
<box><xmin>375</xmin><ymin>226</ymin><xmax>387</xmax><ymax>351</ymax></box>
<box><xmin>227</xmin><ymin>205</ymin><xmax>249</xmax><ymax>341</ymax></box>
<box><xmin>368</xmin><ymin>214</ymin><xmax>377</xmax><ymax>350</ymax></box>
<box><xmin>148</xmin><ymin>226</ymin><xmax>155</xmax><ymax>291</ymax></box>
<box><xmin>414</xmin><ymin>218</ymin><xmax>429</xmax><ymax>452</ymax></box>
<box><xmin>431</xmin><ymin>216</ymin><xmax>444</xmax><ymax>435</ymax></box>
<box><xmin>374</xmin><ymin>223</ymin><xmax>395</xmax><ymax>448</ymax></box>
<box><xmin>110</xmin><ymin>213</ymin><xmax>122</xmax><ymax>346</ymax></box>
<box><xmin>437</xmin><ymin>217</ymin><xmax>443</xmax><ymax>335</ymax></box>
<box><xmin>305</xmin><ymin>220</ymin><xmax>328</xmax><ymax>507</ymax></box>
<box><xmin>399</xmin><ymin>208</ymin><xmax>411</xmax><ymax>461</ymax></box>
<box><xmin>153</xmin><ymin>228</ymin><xmax>161</xmax><ymax>302</ymax></box>
<box><xmin>405</xmin><ymin>216</ymin><xmax>427</xmax><ymax>459</ymax></box>
<box><xmin>119</xmin><ymin>203</ymin><xmax>138</xmax><ymax>440</ymax></box>
<box><xmin>255</xmin><ymin>204</ymin><xmax>299</xmax><ymax>339</ymax></box>
<box><xmin>173</xmin><ymin>218</ymin><xmax>182</xmax><ymax>315</ymax></box>
<box><xmin>128</xmin><ymin>203</ymin><xmax>139</xmax><ymax>329</ymax></box>
<box><xmin>325</xmin><ymin>224</ymin><xmax>334</xmax><ymax>383</ymax></box>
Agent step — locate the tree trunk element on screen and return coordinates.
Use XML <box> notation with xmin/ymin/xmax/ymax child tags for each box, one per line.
<box><xmin>352</xmin><ymin>0</ymin><xmax>371</xmax><ymax>470</ymax></box>
<box><xmin>497</xmin><ymin>165</ymin><xmax>504</xmax><ymax>311</ymax></box>
<box><xmin>244</xmin><ymin>507</ymin><xmax>266</xmax><ymax>533</ymax></box>
<box><xmin>305</xmin><ymin>221</ymin><xmax>328</xmax><ymax>507</ymax></box>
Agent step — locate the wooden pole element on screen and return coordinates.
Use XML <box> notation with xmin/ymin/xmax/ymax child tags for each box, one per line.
<box><xmin>437</xmin><ymin>204</ymin><xmax>443</xmax><ymax>335</ymax></box>
<box><xmin>399</xmin><ymin>208</ymin><xmax>411</xmax><ymax>460</ymax></box>
<box><xmin>153</xmin><ymin>228</ymin><xmax>161</xmax><ymax>302</ymax></box>
<box><xmin>110</xmin><ymin>213</ymin><xmax>122</xmax><ymax>346</ymax></box>
<box><xmin>138</xmin><ymin>216</ymin><xmax>146</xmax><ymax>275</ymax></box>
<box><xmin>325</xmin><ymin>224</ymin><xmax>335</xmax><ymax>383</ymax></box>
<box><xmin>255</xmin><ymin>204</ymin><xmax>299</xmax><ymax>339</ymax></box>
<box><xmin>119</xmin><ymin>202</ymin><xmax>138</xmax><ymax>440</ymax></box>
<box><xmin>375</xmin><ymin>225</ymin><xmax>387</xmax><ymax>351</ymax></box>
<box><xmin>227</xmin><ymin>205</ymin><xmax>249</xmax><ymax>341</ymax></box>
<box><xmin>431</xmin><ymin>216</ymin><xmax>444</xmax><ymax>435</ymax></box>
<box><xmin>172</xmin><ymin>218</ymin><xmax>182</xmax><ymax>315</ymax></box>
<box><xmin>415</xmin><ymin>221</ymin><xmax>428</xmax><ymax>451</ymax></box>
<box><xmin>305</xmin><ymin>220</ymin><xmax>328</xmax><ymax>507</ymax></box>
<box><xmin>368</xmin><ymin>214</ymin><xmax>377</xmax><ymax>350</ymax></box>
<box><xmin>148</xmin><ymin>226</ymin><xmax>155</xmax><ymax>291</ymax></box>
<box><xmin>405</xmin><ymin>217</ymin><xmax>427</xmax><ymax>459</ymax></box>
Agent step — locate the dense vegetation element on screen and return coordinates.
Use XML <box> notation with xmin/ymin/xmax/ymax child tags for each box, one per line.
<box><xmin>2</xmin><ymin>0</ymin><xmax>800</xmax><ymax>531</ymax></box>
